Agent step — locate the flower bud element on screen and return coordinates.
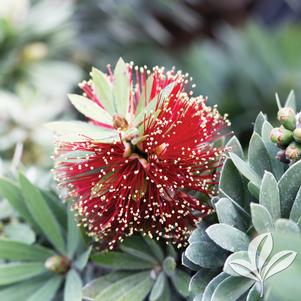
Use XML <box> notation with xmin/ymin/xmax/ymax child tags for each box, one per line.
<box><xmin>293</xmin><ymin>128</ymin><xmax>301</xmax><ymax>143</ymax></box>
<box><xmin>276</xmin><ymin>150</ymin><xmax>290</xmax><ymax>164</ymax></box>
<box><xmin>277</xmin><ymin>107</ymin><xmax>296</xmax><ymax>131</ymax></box>
<box><xmin>285</xmin><ymin>142</ymin><xmax>301</xmax><ymax>162</ymax></box>
<box><xmin>113</xmin><ymin>114</ymin><xmax>129</xmax><ymax>130</ymax></box>
<box><xmin>45</xmin><ymin>256</ymin><xmax>70</xmax><ymax>274</ymax></box>
<box><xmin>270</xmin><ymin>127</ymin><xmax>293</xmax><ymax>146</ymax></box>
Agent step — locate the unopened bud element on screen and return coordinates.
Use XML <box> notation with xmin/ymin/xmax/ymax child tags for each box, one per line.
<box><xmin>45</xmin><ymin>256</ymin><xmax>70</xmax><ymax>274</ymax></box>
<box><xmin>293</xmin><ymin>128</ymin><xmax>301</xmax><ymax>143</ymax></box>
<box><xmin>270</xmin><ymin>127</ymin><xmax>293</xmax><ymax>146</ymax></box>
<box><xmin>277</xmin><ymin>107</ymin><xmax>296</xmax><ymax>131</ymax></box>
<box><xmin>113</xmin><ymin>114</ymin><xmax>129</xmax><ymax>131</ymax></box>
<box><xmin>285</xmin><ymin>142</ymin><xmax>301</xmax><ymax>162</ymax></box>
<box><xmin>276</xmin><ymin>150</ymin><xmax>290</xmax><ymax>164</ymax></box>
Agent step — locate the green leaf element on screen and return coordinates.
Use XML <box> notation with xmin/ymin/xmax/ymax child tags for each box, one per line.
<box><xmin>261</xmin><ymin>121</ymin><xmax>284</xmax><ymax>180</ymax></box>
<box><xmin>150</xmin><ymin>272</ymin><xmax>166</xmax><ymax>301</ymax></box>
<box><xmin>167</xmin><ymin>244</ymin><xmax>177</xmax><ymax>259</ymax></box>
<box><xmin>251</xmin><ymin>203</ymin><xmax>274</xmax><ymax>233</ymax></box>
<box><xmin>275</xmin><ymin>219</ymin><xmax>300</xmax><ymax>233</ymax></box>
<box><xmin>0</xmin><ymin>262</ymin><xmax>46</xmax><ymax>285</ymax></box>
<box><xmin>46</xmin><ymin>121</ymin><xmax>116</xmax><ymax>142</ymax></box>
<box><xmin>290</xmin><ymin>186</ymin><xmax>301</xmax><ymax>222</ymax></box>
<box><xmin>185</xmin><ymin>242</ymin><xmax>228</xmax><ymax>268</ymax></box>
<box><xmin>201</xmin><ymin>273</ymin><xmax>229</xmax><ymax>301</ymax></box>
<box><xmin>219</xmin><ymin>159</ymin><xmax>246</xmax><ymax>209</ymax></box>
<box><xmin>188</xmin><ymin>224</ymin><xmax>211</xmax><ymax>244</ymax></box>
<box><xmin>94</xmin><ymin>271</ymin><xmax>151</xmax><ymax>301</ymax></box>
<box><xmin>67</xmin><ymin>209</ymin><xmax>80</xmax><ymax>258</ymax></box>
<box><xmin>223</xmin><ymin>251</ymin><xmax>250</xmax><ymax>276</ymax></box>
<box><xmin>278</xmin><ymin>160</ymin><xmax>301</xmax><ymax>217</ymax></box>
<box><xmin>171</xmin><ymin>269</ymin><xmax>190</xmax><ymax>297</ymax></box>
<box><xmin>68</xmin><ymin>94</ymin><xmax>113</xmax><ymax>124</ymax></box>
<box><xmin>285</xmin><ymin>90</ymin><xmax>296</xmax><ymax>111</ymax></box>
<box><xmin>136</xmin><ymin>74</ymin><xmax>154</xmax><ymax>115</ymax></box>
<box><xmin>92</xmin><ymin>251</ymin><xmax>154</xmax><ymax>270</ymax></box>
<box><xmin>229</xmin><ymin>153</ymin><xmax>261</xmax><ymax>188</ymax></box>
<box><xmin>189</xmin><ymin>269</ymin><xmax>217</xmax><ymax>297</ymax></box>
<box><xmin>211</xmin><ymin>276</ymin><xmax>254</xmax><ymax>301</ymax></box>
<box><xmin>83</xmin><ymin>272</ymin><xmax>133</xmax><ymax>300</ymax></box>
<box><xmin>218</xmin><ymin>190</ymin><xmax>251</xmax><ymax>222</ymax></box>
<box><xmin>0</xmin><ymin>177</ymin><xmax>35</xmax><ymax>226</ymax></box>
<box><xmin>134</xmin><ymin>82</ymin><xmax>175</xmax><ymax>126</ymax></box>
<box><xmin>3</xmin><ymin>223</ymin><xmax>36</xmax><ymax>244</ymax></box>
<box><xmin>225</xmin><ymin>136</ymin><xmax>244</xmax><ymax>159</ymax></box>
<box><xmin>0</xmin><ymin>277</ymin><xmax>49</xmax><ymax>301</ymax></box>
<box><xmin>215</xmin><ymin>197</ymin><xmax>250</xmax><ymax>231</ymax></box>
<box><xmin>27</xmin><ymin>276</ymin><xmax>62</xmax><ymax>301</ymax></box>
<box><xmin>182</xmin><ymin>252</ymin><xmax>200</xmax><ymax>271</ymax></box>
<box><xmin>19</xmin><ymin>173</ymin><xmax>65</xmax><ymax>254</ymax></box>
<box><xmin>156</xmin><ymin>282</ymin><xmax>171</xmax><ymax>301</ymax></box>
<box><xmin>248</xmin><ymin>182</ymin><xmax>260</xmax><ymax>199</ymax></box>
<box><xmin>91</xmin><ymin>67</ymin><xmax>115</xmax><ymax>114</ymax></box>
<box><xmin>74</xmin><ymin>247</ymin><xmax>91</xmax><ymax>270</ymax></box>
<box><xmin>0</xmin><ymin>239</ymin><xmax>55</xmax><ymax>261</ymax></box>
<box><xmin>64</xmin><ymin>270</ymin><xmax>83</xmax><ymax>301</ymax></box>
<box><xmin>113</xmin><ymin>58</ymin><xmax>130</xmax><ymax>117</ymax></box>
<box><xmin>254</xmin><ymin>112</ymin><xmax>266</xmax><ymax>134</ymax></box>
<box><xmin>248</xmin><ymin>132</ymin><xmax>271</xmax><ymax>177</ymax></box>
<box><xmin>259</xmin><ymin>172</ymin><xmax>281</xmax><ymax>220</ymax></box>
<box><xmin>246</xmin><ymin>285</ymin><xmax>262</xmax><ymax>301</ymax></box>
<box><xmin>206</xmin><ymin>224</ymin><xmax>250</xmax><ymax>252</ymax></box>
<box><xmin>41</xmin><ymin>190</ymin><xmax>67</xmax><ymax>230</ymax></box>
<box><xmin>114</xmin><ymin>276</ymin><xmax>153</xmax><ymax>301</ymax></box>
<box><xmin>162</xmin><ymin>257</ymin><xmax>176</xmax><ymax>276</ymax></box>
<box><xmin>120</xmin><ymin>236</ymin><xmax>158</xmax><ymax>264</ymax></box>
<box><xmin>142</xmin><ymin>235</ymin><xmax>164</xmax><ymax>262</ymax></box>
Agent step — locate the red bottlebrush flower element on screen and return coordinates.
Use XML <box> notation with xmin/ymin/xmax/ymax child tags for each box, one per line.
<box><xmin>48</xmin><ymin>58</ymin><xmax>229</xmax><ymax>250</ymax></box>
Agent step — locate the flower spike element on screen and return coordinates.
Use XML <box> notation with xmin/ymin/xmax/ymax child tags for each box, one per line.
<box><xmin>50</xmin><ymin>59</ymin><xmax>229</xmax><ymax>250</ymax></box>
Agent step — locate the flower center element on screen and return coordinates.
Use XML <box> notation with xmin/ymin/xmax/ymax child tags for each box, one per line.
<box><xmin>113</xmin><ymin>114</ymin><xmax>129</xmax><ymax>130</ymax></box>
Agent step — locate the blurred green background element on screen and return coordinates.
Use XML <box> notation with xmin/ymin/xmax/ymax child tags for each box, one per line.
<box><xmin>1</xmin><ymin>0</ymin><xmax>301</xmax><ymax>174</ymax></box>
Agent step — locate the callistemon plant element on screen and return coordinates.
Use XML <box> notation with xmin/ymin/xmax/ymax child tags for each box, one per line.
<box><xmin>47</xmin><ymin>58</ymin><xmax>229</xmax><ymax>250</ymax></box>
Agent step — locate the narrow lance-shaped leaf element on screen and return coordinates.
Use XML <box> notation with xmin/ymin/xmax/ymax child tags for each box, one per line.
<box><xmin>134</xmin><ymin>82</ymin><xmax>175</xmax><ymax>126</ymax></box>
<box><xmin>278</xmin><ymin>160</ymin><xmax>301</xmax><ymax>217</ymax></box>
<box><xmin>91</xmin><ymin>67</ymin><xmax>115</xmax><ymax>114</ymax></box>
<box><xmin>285</xmin><ymin>90</ymin><xmax>296</xmax><ymax>111</ymax></box>
<box><xmin>259</xmin><ymin>172</ymin><xmax>280</xmax><ymax>220</ymax></box>
<box><xmin>27</xmin><ymin>276</ymin><xmax>63</xmax><ymax>301</ymax></box>
<box><xmin>0</xmin><ymin>177</ymin><xmax>35</xmax><ymax>226</ymax></box>
<box><xmin>45</xmin><ymin>121</ymin><xmax>116</xmax><ymax>142</ymax></box>
<box><xmin>0</xmin><ymin>240</ymin><xmax>55</xmax><ymax>262</ymax></box>
<box><xmin>0</xmin><ymin>262</ymin><xmax>47</xmax><ymax>285</ymax></box>
<box><xmin>67</xmin><ymin>209</ymin><xmax>80</xmax><ymax>258</ymax></box>
<box><xmin>19</xmin><ymin>173</ymin><xmax>65</xmax><ymax>254</ymax></box>
<box><xmin>290</xmin><ymin>186</ymin><xmax>301</xmax><ymax>222</ymax></box>
<box><xmin>150</xmin><ymin>272</ymin><xmax>166</xmax><ymax>301</ymax></box>
<box><xmin>248</xmin><ymin>132</ymin><xmax>271</xmax><ymax>177</ymax></box>
<box><xmin>229</xmin><ymin>153</ymin><xmax>261</xmax><ymax>188</ymax></box>
<box><xmin>94</xmin><ymin>271</ymin><xmax>150</xmax><ymax>301</ymax></box>
<box><xmin>64</xmin><ymin>270</ymin><xmax>83</xmax><ymax>301</ymax></box>
<box><xmin>68</xmin><ymin>94</ymin><xmax>113</xmax><ymax>125</ymax></box>
<box><xmin>91</xmin><ymin>251</ymin><xmax>154</xmax><ymax>270</ymax></box>
<box><xmin>113</xmin><ymin>58</ymin><xmax>130</xmax><ymax>117</ymax></box>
